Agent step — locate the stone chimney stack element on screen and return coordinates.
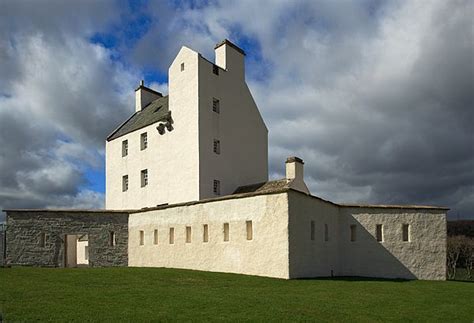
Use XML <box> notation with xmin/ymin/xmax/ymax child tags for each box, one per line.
<box><xmin>215</xmin><ymin>39</ymin><xmax>245</xmax><ymax>80</ymax></box>
<box><xmin>285</xmin><ymin>156</ymin><xmax>310</xmax><ymax>194</ymax></box>
<box><xmin>135</xmin><ymin>80</ymin><xmax>162</xmax><ymax>112</ymax></box>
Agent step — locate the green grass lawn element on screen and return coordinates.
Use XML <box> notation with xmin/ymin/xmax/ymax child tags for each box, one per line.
<box><xmin>1</xmin><ymin>267</ymin><xmax>473</xmax><ymax>322</ymax></box>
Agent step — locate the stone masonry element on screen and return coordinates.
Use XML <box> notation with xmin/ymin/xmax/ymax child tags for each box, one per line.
<box><xmin>5</xmin><ymin>210</ymin><xmax>128</xmax><ymax>267</ymax></box>
<box><xmin>0</xmin><ymin>226</ymin><xmax>4</xmax><ymax>266</ymax></box>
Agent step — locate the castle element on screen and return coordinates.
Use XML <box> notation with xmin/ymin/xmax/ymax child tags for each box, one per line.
<box><xmin>4</xmin><ymin>40</ymin><xmax>447</xmax><ymax>280</ymax></box>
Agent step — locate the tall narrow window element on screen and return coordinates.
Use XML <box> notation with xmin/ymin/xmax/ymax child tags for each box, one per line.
<box><xmin>140</xmin><ymin>132</ymin><xmax>148</xmax><ymax>150</ymax></box>
<box><xmin>376</xmin><ymin>224</ymin><xmax>383</xmax><ymax>242</ymax></box>
<box><xmin>109</xmin><ymin>231</ymin><xmax>116</xmax><ymax>247</ymax></box>
<box><xmin>213</xmin><ymin>64</ymin><xmax>219</xmax><ymax>75</ymax></box>
<box><xmin>350</xmin><ymin>225</ymin><xmax>357</xmax><ymax>242</ymax></box>
<box><xmin>139</xmin><ymin>230</ymin><xmax>144</xmax><ymax>246</ymax></box>
<box><xmin>154</xmin><ymin>229</ymin><xmax>158</xmax><ymax>245</ymax></box>
<box><xmin>84</xmin><ymin>246</ymin><xmax>89</xmax><ymax>260</ymax></box>
<box><xmin>223</xmin><ymin>223</ymin><xmax>229</xmax><ymax>241</ymax></box>
<box><xmin>246</xmin><ymin>221</ymin><xmax>253</xmax><ymax>241</ymax></box>
<box><xmin>122</xmin><ymin>140</ymin><xmax>128</xmax><ymax>157</ymax></box>
<box><xmin>169</xmin><ymin>227</ymin><xmax>175</xmax><ymax>244</ymax></box>
<box><xmin>310</xmin><ymin>221</ymin><xmax>315</xmax><ymax>240</ymax></box>
<box><xmin>212</xmin><ymin>98</ymin><xmax>220</xmax><ymax>113</ymax></box>
<box><xmin>402</xmin><ymin>224</ymin><xmax>410</xmax><ymax>242</ymax></box>
<box><xmin>213</xmin><ymin>180</ymin><xmax>220</xmax><ymax>195</ymax></box>
<box><xmin>324</xmin><ymin>224</ymin><xmax>329</xmax><ymax>242</ymax></box>
<box><xmin>186</xmin><ymin>226</ymin><xmax>192</xmax><ymax>243</ymax></box>
<box><xmin>203</xmin><ymin>224</ymin><xmax>209</xmax><ymax>242</ymax></box>
<box><xmin>213</xmin><ymin>139</ymin><xmax>220</xmax><ymax>154</ymax></box>
<box><xmin>122</xmin><ymin>175</ymin><xmax>128</xmax><ymax>192</ymax></box>
<box><xmin>39</xmin><ymin>233</ymin><xmax>46</xmax><ymax>247</ymax></box>
<box><xmin>181</xmin><ymin>62</ymin><xmax>185</xmax><ymax>71</ymax></box>
<box><xmin>141</xmin><ymin>169</ymin><xmax>148</xmax><ymax>187</ymax></box>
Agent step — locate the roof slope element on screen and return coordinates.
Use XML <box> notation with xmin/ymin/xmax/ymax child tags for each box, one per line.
<box><xmin>107</xmin><ymin>96</ymin><xmax>169</xmax><ymax>141</ymax></box>
<box><xmin>233</xmin><ymin>179</ymin><xmax>290</xmax><ymax>194</ymax></box>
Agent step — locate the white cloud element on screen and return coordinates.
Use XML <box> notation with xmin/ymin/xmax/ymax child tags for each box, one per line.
<box><xmin>0</xmin><ymin>3</ymin><xmax>137</xmax><ymax>215</ymax></box>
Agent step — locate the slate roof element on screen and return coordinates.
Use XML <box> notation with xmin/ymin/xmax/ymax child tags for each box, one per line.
<box><xmin>233</xmin><ymin>179</ymin><xmax>290</xmax><ymax>194</ymax></box>
<box><xmin>107</xmin><ymin>96</ymin><xmax>169</xmax><ymax>141</ymax></box>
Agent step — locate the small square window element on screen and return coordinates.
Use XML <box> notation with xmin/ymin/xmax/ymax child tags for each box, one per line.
<box><xmin>39</xmin><ymin>233</ymin><xmax>46</xmax><ymax>247</ymax></box>
<box><xmin>122</xmin><ymin>140</ymin><xmax>128</xmax><ymax>157</ymax></box>
<box><xmin>122</xmin><ymin>175</ymin><xmax>128</xmax><ymax>192</ymax></box>
<box><xmin>212</xmin><ymin>98</ymin><xmax>220</xmax><ymax>113</ymax></box>
<box><xmin>181</xmin><ymin>62</ymin><xmax>185</xmax><ymax>71</ymax></box>
<box><xmin>213</xmin><ymin>139</ymin><xmax>220</xmax><ymax>154</ymax></box>
<box><xmin>246</xmin><ymin>221</ymin><xmax>253</xmax><ymax>241</ymax></box>
<box><xmin>154</xmin><ymin>229</ymin><xmax>158</xmax><ymax>245</ymax></box>
<box><xmin>350</xmin><ymin>225</ymin><xmax>357</xmax><ymax>242</ymax></box>
<box><xmin>140</xmin><ymin>132</ymin><xmax>148</xmax><ymax>150</ymax></box>
<box><xmin>141</xmin><ymin>169</ymin><xmax>148</xmax><ymax>187</ymax></box>
<box><xmin>223</xmin><ymin>223</ymin><xmax>229</xmax><ymax>241</ymax></box>
<box><xmin>213</xmin><ymin>180</ymin><xmax>220</xmax><ymax>195</ymax></box>
<box><xmin>186</xmin><ymin>226</ymin><xmax>192</xmax><ymax>243</ymax></box>
<box><xmin>402</xmin><ymin>224</ymin><xmax>410</xmax><ymax>242</ymax></box>
<box><xmin>203</xmin><ymin>224</ymin><xmax>209</xmax><ymax>243</ymax></box>
<box><xmin>213</xmin><ymin>64</ymin><xmax>219</xmax><ymax>75</ymax></box>
<box><xmin>169</xmin><ymin>227</ymin><xmax>175</xmax><ymax>244</ymax></box>
<box><xmin>109</xmin><ymin>231</ymin><xmax>116</xmax><ymax>247</ymax></box>
<box><xmin>376</xmin><ymin>224</ymin><xmax>383</xmax><ymax>242</ymax></box>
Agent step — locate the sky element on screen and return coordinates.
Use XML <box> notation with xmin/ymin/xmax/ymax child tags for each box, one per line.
<box><xmin>0</xmin><ymin>0</ymin><xmax>473</xmax><ymax>222</ymax></box>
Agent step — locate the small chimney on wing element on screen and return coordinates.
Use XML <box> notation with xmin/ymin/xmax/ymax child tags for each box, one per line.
<box><xmin>135</xmin><ymin>80</ymin><xmax>162</xmax><ymax>112</ymax></box>
<box><xmin>285</xmin><ymin>156</ymin><xmax>310</xmax><ymax>194</ymax></box>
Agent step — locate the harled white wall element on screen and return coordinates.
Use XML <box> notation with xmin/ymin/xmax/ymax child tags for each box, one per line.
<box><xmin>128</xmin><ymin>193</ymin><xmax>290</xmax><ymax>279</ymax></box>
<box><xmin>106</xmin><ymin>45</ymin><xmax>267</xmax><ymax>209</ymax></box>
<box><xmin>288</xmin><ymin>191</ymin><xmax>340</xmax><ymax>278</ymax></box>
<box><xmin>288</xmin><ymin>189</ymin><xmax>447</xmax><ymax>280</ymax></box>
<box><xmin>338</xmin><ymin>206</ymin><xmax>446</xmax><ymax>280</ymax></box>
<box><xmin>197</xmin><ymin>53</ymin><xmax>268</xmax><ymax>199</ymax></box>
<box><xmin>106</xmin><ymin>47</ymin><xmax>201</xmax><ymax>209</ymax></box>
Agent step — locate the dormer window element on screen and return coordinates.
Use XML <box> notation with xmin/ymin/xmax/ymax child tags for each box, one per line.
<box><xmin>213</xmin><ymin>98</ymin><xmax>220</xmax><ymax>113</ymax></box>
<box><xmin>140</xmin><ymin>132</ymin><xmax>148</xmax><ymax>150</ymax></box>
<box><xmin>213</xmin><ymin>64</ymin><xmax>219</xmax><ymax>75</ymax></box>
<box><xmin>122</xmin><ymin>140</ymin><xmax>128</xmax><ymax>157</ymax></box>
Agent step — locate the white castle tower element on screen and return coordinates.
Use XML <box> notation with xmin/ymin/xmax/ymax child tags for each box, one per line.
<box><xmin>106</xmin><ymin>40</ymin><xmax>268</xmax><ymax>209</ymax></box>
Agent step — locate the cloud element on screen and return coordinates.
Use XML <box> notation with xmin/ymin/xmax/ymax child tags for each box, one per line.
<box><xmin>0</xmin><ymin>0</ymin><xmax>472</xmax><ymax>221</ymax></box>
<box><xmin>137</xmin><ymin>0</ymin><xmax>473</xmax><ymax>218</ymax></box>
<box><xmin>0</xmin><ymin>1</ymin><xmax>136</xmax><ymax>220</ymax></box>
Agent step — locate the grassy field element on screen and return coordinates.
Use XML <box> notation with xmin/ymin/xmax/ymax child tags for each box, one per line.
<box><xmin>1</xmin><ymin>267</ymin><xmax>473</xmax><ymax>322</ymax></box>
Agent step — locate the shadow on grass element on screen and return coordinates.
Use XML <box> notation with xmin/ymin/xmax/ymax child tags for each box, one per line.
<box><xmin>296</xmin><ymin>276</ymin><xmax>411</xmax><ymax>283</ymax></box>
<box><xmin>448</xmin><ymin>278</ymin><xmax>474</xmax><ymax>283</ymax></box>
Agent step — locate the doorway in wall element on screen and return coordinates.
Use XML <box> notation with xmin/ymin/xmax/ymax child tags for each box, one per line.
<box><xmin>64</xmin><ymin>234</ymin><xmax>89</xmax><ymax>268</ymax></box>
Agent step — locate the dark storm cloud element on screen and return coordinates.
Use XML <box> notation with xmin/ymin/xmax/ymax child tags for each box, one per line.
<box><xmin>252</xmin><ymin>0</ymin><xmax>474</xmax><ymax>217</ymax></box>
<box><xmin>0</xmin><ymin>0</ymin><xmax>472</xmax><ymax>222</ymax></box>
<box><xmin>168</xmin><ymin>0</ymin><xmax>471</xmax><ymax>218</ymax></box>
